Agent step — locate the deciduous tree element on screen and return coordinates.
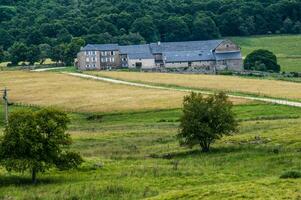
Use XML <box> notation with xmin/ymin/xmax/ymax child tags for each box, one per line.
<box><xmin>8</xmin><ymin>42</ymin><xmax>28</xmax><ymax>65</ymax></box>
<box><xmin>0</xmin><ymin>109</ymin><xmax>83</xmax><ymax>184</ymax></box>
<box><xmin>244</xmin><ymin>49</ymin><xmax>281</xmax><ymax>72</ymax></box>
<box><xmin>178</xmin><ymin>92</ymin><xmax>237</xmax><ymax>152</ymax></box>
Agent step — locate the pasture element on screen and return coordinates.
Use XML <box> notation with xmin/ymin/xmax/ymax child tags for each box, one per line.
<box><xmin>86</xmin><ymin>71</ymin><xmax>301</xmax><ymax>101</ymax></box>
<box><xmin>0</xmin><ymin>70</ymin><xmax>301</xmax><ymax>199</ymax></box>
<box><xmin>0</xmin><ymin>103</ymin><xmax>301</xmax><ymax>199</ymax></box>
<box><xmin>230</xmin><ymin>34</ymin><xmax>301</xmax><ymax>72</ymax></box>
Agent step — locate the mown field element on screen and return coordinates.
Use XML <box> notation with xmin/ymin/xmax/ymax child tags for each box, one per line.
<box><xmin>230</xmin><ymin>34</ymin><xmax>301</xmax><ymax>72</ymax></box>
<box><xmin>0</xmin><ymin>102</ymin><xmax>301</xmax><ymax>199</ymax></box>
<box><xmin>0</xmin><ymin>71</ymin><xmax>248</xmax><ymax>113</ymax></box>
<box><xmin>86</xmin><ymin>71</ymin><xmax>301</xmax><ymax>102</ymax></box>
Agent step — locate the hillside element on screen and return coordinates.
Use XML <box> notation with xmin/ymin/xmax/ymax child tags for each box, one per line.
<box><xmin>231</xmin><ymin>35</ymin><xmax>301</xmax><ymax>72</ymax></box>
<box><xmin>1</xmin><ymin>0</ymin><xmax>301</xmax><ymax>66</ymax></box>
<box><xmin>1</xmin><ymin>0</ymin><xmax>301</xmax><ymax>48</ymax></box>
<box><xmin>1</xmin><ymin>70</ymin><xmax>301</xmax><ymax>199</ymax></box>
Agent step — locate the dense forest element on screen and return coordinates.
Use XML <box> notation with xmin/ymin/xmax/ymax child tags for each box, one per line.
<box><xmin>1</xmin><ymin>0</ymin><xmax>301</xmax><ymax>65</ymax></box>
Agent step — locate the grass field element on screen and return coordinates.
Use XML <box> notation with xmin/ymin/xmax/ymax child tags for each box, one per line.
<box><xmin>1</xmin><ymin>70</ymin><xmax>301</xmax><ymax>199</ymax></box>
<box><xmin>230</xmin><ymin>34</ymin><xmax>301</xmax><ymax>72</ymax></box>
<box><xmin>0</xmin><ymin>103</ymin><xmax>301</xmax><ymax>199</ymax></box>
<box><xmin>86</xmin><ymin>71</ymin><xmax>301</xmax><ymax>101</ymax></box>
<box><xmin>0</xmin><ymin>71</ymin><xmax>249</xmax><ymax>113</ymax></box>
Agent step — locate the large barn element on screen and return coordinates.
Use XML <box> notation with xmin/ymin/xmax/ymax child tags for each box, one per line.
<box><xmin>76</xmin><ymin>39</ymin><xmax>243</xmax><ymax>72</ymax></box>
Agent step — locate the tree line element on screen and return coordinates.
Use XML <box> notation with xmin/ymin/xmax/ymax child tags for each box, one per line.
<box><xmin>1</xmin><ymin>0</ymin><xmax>301</xmax><ymax>65</ymax></box>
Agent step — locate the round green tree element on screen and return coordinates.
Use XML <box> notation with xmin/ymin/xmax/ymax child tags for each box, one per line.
<box><xmin>0</xmin><ymin>108</ymin><xmax>83</xmax><ymax>184</ymax></box>
<box><xmin>244</xmin><ymin>49</ymin><xmax>280</xmax><ymax>72</ymax></box>
<box><xmin>178</xmin><ymin>92</ymin><xmax>238</xmax><ymax>152</ymax></box>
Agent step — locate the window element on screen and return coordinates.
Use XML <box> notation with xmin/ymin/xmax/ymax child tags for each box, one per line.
<box><xmin>92</xmin><ymin>57</ymin><xmax>97</xmax><ymax>62</ymax></box>
<box><xmin>101</xmin><ymin>51</ymin><xmax>105</xmax><ymax>56</ymax></box>
<box><xmin>111</xmin><ymin>57</ymin><xmax>115</xmax><ymax>63</ymax></box>
<box><xmin>104</xmin><ymin>51</ymin><xmax>107</xmax><ymax>56</ymax></box>
<box><xmin>111</xmin><ymin>51</ymin><xmax>115</xmax><ymax>55</ymax></box>
<box><xmin>86</xmin><ymin>64</ymin><xmax>90</xmax><ymax>68</ymax></box>
<box><xmin>85</xmin><ymin>51</ymin><xmax>88</xmax><ymax>55</ymax></box>
<box><xmin>93</xmin><ymin>64</ymin><xmax>96</xmax><ymax>68</ymax></box>
<box><xmin>86</xmin><ymin>57</ymin><xmax>90</xmax><ymax>62</ymax></box>
<box><xmin>93</xmin><ymin>51</ymin><xmax>96</xmax><ymax>55</ymax></box>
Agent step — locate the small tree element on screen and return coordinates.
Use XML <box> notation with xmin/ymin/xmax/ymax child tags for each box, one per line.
<box><xmin>0</xmin><ymin>46</ymin><xmax>4</xmax><ymax>63</ymax></box>
<box><xmin>8</xmin><ymin>42</ymin><xmax>28</xmax><ymax>66</ymax></box>
<box><xmin>178</xmin><ymin>92</ymin><xmax>237</xmax><ymax>152</ymax></box>
<box><xmin>244</xmin><ymin>49</ymin><xmax>280</xmax><ymax>72</ymax></box>
<box><xmin>26</xmin><ymin>45</ymin><xmax>41</xmax><ymax>65</ymax></box>
<box><xmin>0</xmin><ymin>108</ymin><xmax>83</xmax><ymax>184</ymax></box>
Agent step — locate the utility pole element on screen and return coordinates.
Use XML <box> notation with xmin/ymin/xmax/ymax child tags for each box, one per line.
<box><xmin>2</xmin><ymin>88</ymin><xmax>9</xmax><ymax>124</ymax></box>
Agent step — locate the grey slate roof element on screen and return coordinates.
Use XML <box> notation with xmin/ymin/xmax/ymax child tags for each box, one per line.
<box><xmin>150</xmin><ymin>40</ymin><xmax>225</xmax><ymax>62</ymax></box>
<box><xmin>82</xmin><ymin>44</ymin><xmax>119</xmax><ymax>51</ymax></box>
<box><xmin>119</xmin><ymin>44</ymin><xmax>153</xmax><ymax>59</ymax></box>
<box><xmin>150</xmin><ymin>40</ymin><xmax>224</xmax><ymax>54</ymax></box>
<box><xmin>81</xmin><ymin>39</ymin><xmax>241</xmax><ymax>62</ymax></box>
<box><xmin>163</xmin><ymin>51</ymin><xmax>215</xmax><ymax>62</ymax></box>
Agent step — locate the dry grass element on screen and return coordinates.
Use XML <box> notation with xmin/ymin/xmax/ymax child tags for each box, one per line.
<box><xmin>0</xmin><ymin>71</ymin><xmax>249</xmax><ymax>113</ymax></box>
<box><xmin>87</xmin><ymin>71</ymin><xmax>301</xmax><ymax>101</ymax></box>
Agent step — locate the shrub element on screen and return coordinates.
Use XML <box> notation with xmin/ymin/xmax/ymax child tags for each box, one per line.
<box><xmin>244</xmin><ymin>49</ymin><xmax>281</xmax><ymax>72</ymax></box>
<box><xmin>280</xmin><ymin>171</ymin><xmax>301</xmax><ymax>179</ymax></box>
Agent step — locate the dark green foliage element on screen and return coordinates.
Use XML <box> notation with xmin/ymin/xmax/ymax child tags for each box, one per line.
<box><xmin>1</xmin><ymin>0</ymin><xmax>301</xmax><ymax>51</ymax></box>
<box><xmin>192</xmin><ymin>14</ymin><xmax>220</xmax><ymax>40</ymax></box>
<box><xmin>178</xmin><ymin>92</ymin><xmax>238</xmax><ymax>152</ymax></box>
<box><xmin>38</xmin><ymin>43</ymin><xmax>51</xmax><ymax>64</ymax></box>
<box><xmin>280</xmin><ymin>171</ymin><xmax>301</xmax><ymax>179</ymax></box>
<box><xmin>0</xmin><ymin>29</ymin><xmax>13</xmax><ymax>49</ymax></box>
<box><xmin>8</xmin><ymin>42</ymin><xmax>28</xmax><ymax>65</ymax></box>
<box><xmin>0</xmin><ymin>108</ymin><xmax>83</xmax><ymax>183</ymax></box>
<box><xmin>26</xmin><ymin>45</ymin><xmax>40</xmax><ymax>65</ymax></box>
<box><xmin>130</xmin><ymin>16</ymin><xmax>159</xmax><ymax>42</ymax></box>
<box><xmin>1</xmin><ymin>0</ymin><xmax>301</xmax><ymax>65</ymax></box>
<box><xmin>0</xmin><ymin>46</ymin><xmax>4</xmax><ymax>63</ymax></box>
<box><xmin>244</xmin><ymin>49</ymin><xmax>281</xmax><ymax>72</ymax></box>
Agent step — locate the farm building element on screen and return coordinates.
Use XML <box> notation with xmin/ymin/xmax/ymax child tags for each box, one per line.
<box><xmin>76</xmin><ymin>39</ymin><xmax>243</xmax><ymax>72</ymax></box>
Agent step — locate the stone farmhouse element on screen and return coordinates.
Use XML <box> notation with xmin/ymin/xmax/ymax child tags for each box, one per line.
<box><xmin>76</xmin><ymin>39</ymin><xmax>243</xmax><ymax>72</ymax></box>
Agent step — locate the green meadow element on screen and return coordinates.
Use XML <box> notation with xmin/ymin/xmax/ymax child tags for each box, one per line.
<box><xmin>1</xmin><ymin>103</ymin><xmax>301</xmax><ymax>199</ymax></box>
<box><xmin>230</xmin><ymin>34</ymin><xmax>301</xmax><ymax>72</ymax></box>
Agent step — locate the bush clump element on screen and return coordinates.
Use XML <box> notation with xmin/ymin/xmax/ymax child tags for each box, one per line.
<box><xmin>280</xmin><ymin>170</ymin><xmax>301</xmax><ymax>179</ymax></box>
<box><xmin>244</xmin><ymin>49</ymin><xmax>281</xmax><ymax>72</ymax></box>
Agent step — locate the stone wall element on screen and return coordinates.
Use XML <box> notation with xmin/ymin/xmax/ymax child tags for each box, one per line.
<box><xmin>216</xmin><ymin>60</ymin><xmax>243</xmax><ymax>71</ymax></box>
<box><xmin>128</xmin><ymin>58</ymin><xmax>156</xmax><ymax>69</ymax></box>
<box><xmin>99</xmin><ymin>50</ymin><xmax>121</xmax><ymax>69</ymax></box>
